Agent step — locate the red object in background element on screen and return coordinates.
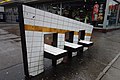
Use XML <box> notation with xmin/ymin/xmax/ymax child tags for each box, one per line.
<box><xmin>109</xmin><ymin>4</ymin><xmax>119</xmax><ymax>10</ymax></box>
<box><xmin>92</xmin><ymin>4</ymin><xmax>99</xmax><ymax>21</ymax></box>
<box><xmin>109</xmin><ymin>5</ymin><xmax>114</xmax><ymax>10</ymax></box>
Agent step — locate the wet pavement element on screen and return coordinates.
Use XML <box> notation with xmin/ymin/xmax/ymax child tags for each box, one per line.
<box><xmin>0</xmin><ymin>24</ymin><xmax>24</xmax><ymax>80</ymax></box>
<box><xmin>99</xmin><ymin>53</ymin><xmax>120</xmax><ymax>80</ymax></box>
<box><xmin>32</xmin><ymin>30</ymin><xmax>120</xmax><ymax>80</ymax></box>
<box><xmin>0</xmin><ymin>23</ymin><xmax>120</xmax><ymax>80</ymax></box>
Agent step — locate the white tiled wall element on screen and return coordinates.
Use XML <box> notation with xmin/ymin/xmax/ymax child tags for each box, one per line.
<box><xmin>22</xmin><ymin>5</ymin><xmax>93</xmax><ymax>76</ymax></box>
<box><xmin>73</xmin><ymin>35</ymin><xmax>79</xmax><ymax>57</ymax></box>
<box><xmin>25</xmin><ymin>31</ymin><xmax>44</xmax><ymax>76</ymax></box>
<box><xmin>23</xmin><ymin>5</ymin><xmax>93</xmax><ymax>35</ymax></box>
<box><xmin>57</xmin><ymin>34</ymin><xmax>65</xmax><ymax>64</ymax></box>
<box><xmin>73</xmin><ymin>35</ymin><xmax>79</xmax><ymax>44</ymax></box>
<box><xmin>57</xmin><ymin>34</ymin><xmax>65</xmax><ymax>49</ymax></box>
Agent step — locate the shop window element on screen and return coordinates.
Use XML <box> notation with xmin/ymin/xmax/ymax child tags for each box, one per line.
<box><xmin>107</xmin><ymin>0</ymin><xmax>120</xmax><ymax>26</ymax></box>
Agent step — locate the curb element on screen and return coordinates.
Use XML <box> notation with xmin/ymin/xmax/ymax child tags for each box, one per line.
<box><xmin>95</xmin><ymin>53</ymin><xmax>120</xmax><ymax>80</ymax></box>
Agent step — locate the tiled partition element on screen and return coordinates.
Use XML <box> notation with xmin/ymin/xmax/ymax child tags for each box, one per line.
<box><xmin>57</xmin><ymin>34</ymin><xmax>65</xmax><ymax>64</ymax></box>
<box><xmin>25</xmin><ymin>31</ymin><xmax>44</xmax><ymax>76</ymax></box>
<box><xmin>19</xmin><ymin>4</ymin><xmax>93</xmax><ymax>77</ymax></box>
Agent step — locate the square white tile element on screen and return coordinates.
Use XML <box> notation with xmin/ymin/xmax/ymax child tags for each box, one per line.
<box><xmin>36</xmin><ymin>9</ymin><xmax>45</xmax><ymax>16</ymax></box>
<box><xmin>30</xmin><ymin>57</ymin><xmax>39</xmax><ymax>62</ymax></box>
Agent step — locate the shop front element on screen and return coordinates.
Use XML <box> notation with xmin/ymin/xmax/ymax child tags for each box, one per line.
<box><xmin>0</xmin><ymin>6</ymin><xmax>5</xmax><ymax>22</ymax></box>
<box><xmin>4</xmin><ymin>3</ymin><xmax>19</xmax><ymax>23</ymax></box>
<box><xmin>30</xmin><ymin>0</ymin><xmax>107</xmax><ymax>28</ymax></box>
<box><xmin>2</xmin><ymin>0</ymin><xmax>120</xmax><ymax>28</ymax></box>
<box><xmin>103</xmin><ymin>0</ymin><xmax>120</xmax><ymax>28</ymax></box>
<box><xmin>61</xmin><ymin>0</ymin><xmax>106</xmax><ymax>28</ymax></box>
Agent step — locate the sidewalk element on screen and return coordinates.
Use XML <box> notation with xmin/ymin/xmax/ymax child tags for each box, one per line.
<box><xmin>0</xmin><ymin>25</ymin><xmax>24</xmax><ymax>80</ymax></box>
<box><xmin>32</xmin><ymin>30</ymin><xmax>120</xmax><ymax>80</ymax></box>
<box><xmin>96</xmin><ymin>53</ymin><xmax>120</xmax><ymax>80</ymax></box>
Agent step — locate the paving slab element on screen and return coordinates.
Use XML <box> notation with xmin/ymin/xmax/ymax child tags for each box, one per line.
<box><xmin>101</xmin><ymin>67</ymin><xmax>120</xmax><ymax>80</ymax></box>
<box><xmin>0</xmin><ymin>64</ymin><xmax>24</xmax><ymax>80</ymax></box>
<box><xmin>0</xmin><ymin>29</ymin><xmax>9</xmax><ymax>35</ymax></box>
<box><xmin>0</xmin><ymin>41</ymin><xmax>23</xmax><ymax>70</ymax></box>
<box><xmin>112</xmin><ymin>57</ymin><xmax>120</xmax><ymax>70</ymax></box>
<box><xmin>0</xmin><ymin>34</ymin><xmax>19</xmax><ymax>40</ymax></box>
<box><xmin>33</xmin><ymin>56</ymin><xmax>105</xmax><ymax>80</ymax></box>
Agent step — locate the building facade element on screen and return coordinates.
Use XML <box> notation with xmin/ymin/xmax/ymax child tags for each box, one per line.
<box><xmin>1</xmin><ymin>0</ymin><xmax>120</xmax><ymax>28</ymax></box>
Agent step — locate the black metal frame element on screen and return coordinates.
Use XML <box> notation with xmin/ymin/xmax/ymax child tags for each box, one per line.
<box><xmin>44</xmin><ymin>51</ymin><xmax>67</xmax><ymax>66</ymax></box>
<box><xmin>52</xmin><ymin>33</ymin><xmax>58</xmax><ymax>47</ymax></box>
<box><xmin>65</xmin><ymin>31</ymin><xmax>74</xmax><ymax>43</ymax></box>
<box><xmin>64</xmin><ymin>31</ymin><xmax>82</xmax><ymax>58</ymax></box>
<box><xmin>64</xmin><ymin>31</ymin><xmax>74</xmax><ymax>59</ymax></box>
<box><xmin>78</xmin><ymin>30</ymin><xmax>93</xmax><ymax>49</ymax></box>
<box><xmin>78</xmin><ymin>30</ymin><xmax>85</xmax><ymax>40</ymax></box>
<box><xmin>18</xmin><ymin>4</ymin><xmax>29</xmax><ymax>79</ymax></box>
<box><xmin>78</xmin><ymin>42</ymin><xmax>93</xmax><ymax>47</ymax></box>
<box><xmin>64</xmin><ymin>45</ymin><xmax>82</xmax><ymax>58</ymax></box>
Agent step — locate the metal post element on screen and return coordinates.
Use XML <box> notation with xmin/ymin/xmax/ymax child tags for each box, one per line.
<box><xmin>116</xmin><ymin>4</ymin><xmax>120</xmax><ymax>26</ymax></box>
<box><xmin>18</xmin><ymin>4</ymin><xmax>29</xmax><ymax>78</ymax></box>
<box><xmin>103</xmin><ymin>0</ymin><xmax>109</xmax><ymax>28</ymax></box>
